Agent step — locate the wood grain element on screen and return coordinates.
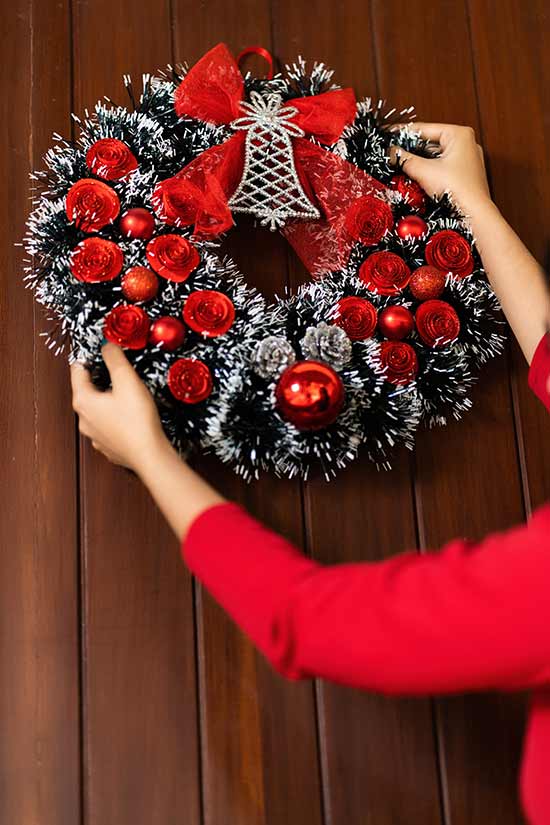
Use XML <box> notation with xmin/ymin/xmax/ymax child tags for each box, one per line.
<box><xmin>0</xmin><ymin>1</ymin><xmax>80</xmax><ymax>823</ymax></box>
<box><xmin>72</xmin><ymin>1</ymin><xmax>201</xmax><ymax>823</ymax></box>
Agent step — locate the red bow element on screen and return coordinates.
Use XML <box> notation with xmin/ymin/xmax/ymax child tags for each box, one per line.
<box><xmin>153</xmin><ymin>43</ymin><xmax>389</xmax><ymax>276</ymax></box>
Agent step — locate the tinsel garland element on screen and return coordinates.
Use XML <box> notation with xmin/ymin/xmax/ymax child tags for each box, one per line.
<box><xmin>23</xmin><ymin>53</ymin><xmax>505</xmax><ymax>481</ymax></box>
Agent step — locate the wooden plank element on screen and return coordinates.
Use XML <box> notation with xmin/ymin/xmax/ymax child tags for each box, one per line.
<box><xmin>467</xmin><ymin>0</ymin><xmax>550</xmax><ymax>513</ymax></box>
<box><xmin>171</xmin><ymin>10</ymin><xmax>324</xmax><ymax>824</ymax></box>
<box><xmin>0</xmin><ymin>1</ymin><xmax>81</xmax><ymax>823</ymax></box>
<box><xmin>371</xmin><ymin>1</ymin><xmax>527</xmax><ymax>822</ymax></box>
<box><xmin>273</xmin><ymin>7</ymin><xmax>444</xmax><ymax>825</ymax></box>
<box><xmin>71</xmin><ymin>2</ymin><xmax>201</xmax><ymax>822</ymax></box>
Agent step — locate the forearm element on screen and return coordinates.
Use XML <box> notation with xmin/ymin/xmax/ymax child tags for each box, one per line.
<box><xmin>136</xmin><ymin>435</ymin><xmax>226</xmax><ymax>542</ymax></box>
<box><xmin>462</xmin><ymin>195</ymin><xmax>550</xmax><ymax>363</ymax></box>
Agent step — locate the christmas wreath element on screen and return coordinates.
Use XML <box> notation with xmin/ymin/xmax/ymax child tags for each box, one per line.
<box><xmin>24</xmin><ymin>43</ymin><xmax>505</xmax><ymax>480</ymax></box>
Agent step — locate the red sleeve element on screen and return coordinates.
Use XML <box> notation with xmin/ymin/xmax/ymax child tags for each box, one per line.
<box><xmin>183</xmin><ymin>499</ymin><xmax>550</xmax><ymax>696</ymax></box>
<box><xmin>528</xmin><ymin>332</ymin><xmax>550</xmax><ymax>410</ymax></box>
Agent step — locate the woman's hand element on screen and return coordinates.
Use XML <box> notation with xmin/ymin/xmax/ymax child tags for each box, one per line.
<box><xmin>70</xmin><ymin>342</ymin><xmax>168</xmax><ymax>472</ymax></box>
<box><xmin>390</xmin><ymin>122</ymin><xmax>491</xmax><ymax>215</ymax></box>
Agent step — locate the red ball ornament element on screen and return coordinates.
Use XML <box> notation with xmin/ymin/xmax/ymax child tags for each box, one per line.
<box><xmin>378</xmin><ymin>305</ymin><xmax>414</xmax><ymax>340</ymax></box>
<box><xmin>396</xmin><ymin>215</ymin><xmax>428</xmax><ymax>240</ymax></box>
<box><xmin>275</xmin><ymin>360</ymin><xmax>345</xmax><ymax>431</ymax></box>
<box><xmin>409</xmin><ymin>266</ymin><xmax>446</xmax><ymax>301</ymax></box>
<box><xmin>119</xmin><ymin>208</ymin><xmax>156</xmax><ymax>240</ymax></box>
<box><xmin>121</xmin><ymin>266</ymin><xmax>159</xmax><ymax>303</ymax></box>
<box><xmin>149</xmin><ymin>316</ymin><xmax>186</xmax><ymax>351</ymax></box>
<box><xmin>389</xmin><ymin>174</ymin><xmax>426</xmax><ymax>212</ymax></box>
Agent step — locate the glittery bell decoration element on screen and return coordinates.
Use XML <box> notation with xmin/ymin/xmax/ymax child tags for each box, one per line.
<box><xmin>228</xmin><ymin>91</ymin><xmax>321</xmax><ymax>230</ymax></box>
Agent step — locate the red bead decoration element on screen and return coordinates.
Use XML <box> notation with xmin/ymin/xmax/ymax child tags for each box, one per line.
<box><xmin>275</xmin><ymin>360</ymin><xmax>345</xmax><ymax>431</ymax></box>
<box><xmin>149</xmin><ymin>317</ymin><xmax>186</xmax><ymax>351</ymax></box>
<box><xmin>409</xmin><ymin>266</ymin><xmax>446</xmax><ymax>301</ymax></box>
<box><xmin>121</xmin><ymin>266</ymin><xmax>159</xmax><ymax>303</ymax></box>
<box><xmin>378</xmin><ymin>305</ymin><xmax>414</xmax><ymax>340</ymax></box>
<box><xmin>396</xmin><ymin>215</ymin><xmax>428</xmax><ymax>240</ymax></box>
<box><xmin>168</xmin><ymin>358</ymin><xmax>213</xmax><ymax>403</ymax></box>
<box><xmin>119</xmin><ymin>208</ymin><xmax>156</xmax><ymax>240</ymax></box>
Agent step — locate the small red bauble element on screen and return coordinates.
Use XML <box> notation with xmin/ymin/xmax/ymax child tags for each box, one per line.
<box><xmin>389</xmin><ymin>174</ymin><xmax>426</xmax><ymax>212</ymax></box>
<box><xmin>344</xmin><ymin>195</ymin><xmax>394</xmax><ymax>246</ymax></box>
<box><xmin>378</xmin><ymin>305</ymin><xmax>414</xmax><ymax>340</ymax></box>
<box><xmin>379</xmin><ymin>341</ymin><xmax>419</xmax><ymax>385</ymax></box>
<box><xmin>119</xmin><ymin>208</ymin><xmax>156</xmax><ymax>240</ymax></box>
<box><xmin>396</xmin><ymin>215</ymin><xmax>428</xmax><ymax>240</ymax></box>
<box><xmin>66</xmin><ymin>178</ymin><xmax>120</xmax><ymax>232</ymax></box>
<box><xmin>333</xmin><ymin>296</ymin><xmax>377</xmax><ymax>340</ymax></box>
<box><xmin>70</xmin><ymin>237</ymin><xmax>123</xmax><ymax>283</ymax></box>
<box><xmin>415</xmin><ymin>299</ymin><xmax>461</xmax><ymax>347</ymax></box>
<box><xmin>275</xmin><ymin>360</ymin><xmax>345</xmax><ymax>431</ymax></box>
<box><xmin>86</xmin><ymin>138</ymin><xmax>138</xmax><ymax>180</ymax></box>
<box><xmin>167</xmin><ymin>358</ymin><xmax>213</xmax><ymax>403</ymax></box>
<box><xmin>183</xmin><ymin>290</ymin><xmax>235</xmax><ymax>338</ymax></box>
<box><xmin>103</xmin><ymin>304</ymin><xmax>150</xmax><ymax>349</ymax></box>
<box><xmin>146</xmin><ymin>234</ymin><xmax>200</xmax><ymax>282</ymax></box>
<box><xmin>121</xmin><ymin>266</ymin><xmax>159</xmax><ymax>303</ymax></box>
<box><xmin>149</xmin><ymin>316</ymin><xmax>186</xmax><ymax>351</ymax></box>
<box><xmin>425</xmin><ymin>229</ymin><xmax>474</xmax><ymax>279</ymax></box>
<box><xmin>359</xmin><ymin>251</ymin><xmax>411</xmax><ymax>295</ymax></box>
<box><xmin>409</xmin><ymin>266</ymin><xmax>446</xmax><ymax>301</ymax></box>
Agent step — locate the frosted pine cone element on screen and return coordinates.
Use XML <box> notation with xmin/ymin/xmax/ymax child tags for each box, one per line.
<box><xmin>300</xmin><ymin>322</ymin><xmax>352</xmax><ymax>370</ymax></box>
<box><xmin>253</xmin><ymin>335</ymin><xmax>296</xmax><ymax>379</ymax></box>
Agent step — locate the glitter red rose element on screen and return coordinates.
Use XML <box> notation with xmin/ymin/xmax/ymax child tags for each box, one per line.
<box><xmin>415</xmin><ymin>299</ymin><xmax>461</xmax><ymax>347</ymax></box>
<box><xmin>146</xmin><ymin>234</ymin><xmax>200</xmax><ymax>282</ymax></box>
<box><xmin>332</xmin><ymin>296</ymin><xmax>377</xmax><ymax>340</ymax></box>
<box><xmin>388</xmin><ymin>174</ymin><xmax>426</xmax><ymax>212</ymax></box>
<box><xmin>425</xmin><ymin>229</ymin><xmax>474</xmax><ymax>279</ymax></box>
<box><xmin>167</xmin><ymin>358</ymin><xmax>213</xmax><ymax>403</ymax></box>
<box><xmin>183</xmin><ymin>290</ymin><xmax>235</xmax><ymax>338</ymax></box>
<box><xmin>85</xmin><ymin>138</ymin><xmax>138</xmax><ymax>181</ymax></box>
<box><xmin>103</xmin><ymin>304</ymin><xmax>151</xmax><ymax>349</ymax></box>
<box><xmin>70</xmin><ymin>237</ymin><xmax>124</xmax><ymax>283</ymax></box>
<box><xmin>379</xmin><ymin>341</ymin><xmax>419</xmax><ymax>385</ymax></box>
<box><xmin>65</xmin><ymin>178</ymin><xmax>120</xmax><ymax>232</ymax></box>
<box><xmin>359</xmin><ymin>251</ymin><xmax>411</xmax><ymax>295</ymax></box>
<box><xmin>344</xmin><ymin>195</ymin><xmax>394</xmax><ymax>246</ymax></box>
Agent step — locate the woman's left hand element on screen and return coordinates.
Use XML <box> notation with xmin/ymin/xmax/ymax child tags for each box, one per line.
<box><xmin>70</xmin><ymin>342</ymin><xmax>168</xmax><ymax>472</ymax></box>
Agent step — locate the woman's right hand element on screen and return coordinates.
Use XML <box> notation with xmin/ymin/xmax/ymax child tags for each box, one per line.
<box><xmin>389</xmin><ymin>122</ymin><xmax>491</xmax><ymax>215</ymax></box>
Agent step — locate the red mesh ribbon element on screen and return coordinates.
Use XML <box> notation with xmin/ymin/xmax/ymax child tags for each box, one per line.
<box><xmin>153</xmin><ymin>42</ymin><xmax>391</xmax><ymax>275</ymax></box>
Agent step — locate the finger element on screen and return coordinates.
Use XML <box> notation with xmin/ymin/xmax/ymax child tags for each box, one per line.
<box><xmin>101</xmin><ymin>342</ymin><xmax>140</xmax><ymax>389</ymax></box>
<box><xmin>70</xmin><ymin>362</ymin><xmax>98</xmax><ymax>410</ymax></box>
<box><xmin>389</xmin><ymin>145</ymin><xmax>431</xmax><ymax>181</ymax></box>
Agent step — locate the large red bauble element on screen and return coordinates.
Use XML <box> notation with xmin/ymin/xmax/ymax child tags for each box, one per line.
<box><xmin>119</xmin><ymin>207</ymin><xmax>156</xmax><ymax>240</ymax></box>
<box><xmin>149</xmin><ymin>316</ymin><xmax>186</xmax><ymax>351</ymax></box>
<box><xmin>121</xmin><ymin>266</ymin><xmax>159</xmax><ymax>303</ymax></box>
<box><xmin>396</xmin><ymin>215</ymin><xmax>428</xmax><ymax>240</ymax></box>
<box><xmin>275</xmin><ymin>360</ymin><xmax>345</xmax><ymax>431</ymax></box>
<box><xmin>378</xmin><ymin>305</ymin><xmax>414</xmax><ymax>340</ymax></box>
<box><xmin>409</xmin><ymin>266</ymin><xmax>446</xmax><ymax>301</ymax></box>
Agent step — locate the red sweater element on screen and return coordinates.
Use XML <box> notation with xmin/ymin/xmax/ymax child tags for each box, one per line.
<box><xmin>183</xmin><ymin>333</ymin><xmax>550</xmax><ymax>825</ymax></box>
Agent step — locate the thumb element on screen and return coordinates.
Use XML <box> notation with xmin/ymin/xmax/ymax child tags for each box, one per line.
<box><xmin>388</xmin><ymin>145</ymin><xmax>431</xmax><ymax>184</ymax></box>
<box><xmin>101</xmin><ymin>341</ymin><xmax>140</xmax><ymax>389</ymax></box>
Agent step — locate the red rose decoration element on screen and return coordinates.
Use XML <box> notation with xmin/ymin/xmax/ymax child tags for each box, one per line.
<box><xmin>344</xmin><ymin>194</ymin><xmax>394</xmax><ymax>246</ymax></box>
<box><xmin>146</xmin><ymin>234</ymin><xmax>200</xmax><ymax>282</ymax></box>
<box><xmin>103</xmin><ymin>304</ymin><xmax>150</xmax><ymax>349</ymax></box>
<box><xmin>183</xmin><ymin>290</ymin><xmax>235</xmax><ymax>338</ymax></box>
<box><xmin>65</xmin><ymin>178</ymin><xmax>120</xmax><ymax>232</ymax></box>
<box><xmin>388</xmin><ymin>174</ymin><xmax>426</xmax><ymax>212</ymax></box>
<box><xmin>70</xmin><ymin>237</ymin><xmax>124</xmax><ymax>283</ymax></box>
<box><xmin>359</xmin><ymin>251</ymin><xmax>411</xmax><ymax>295</ymax></box>
<box><xmin>167</xmin><ymin>358</ymin><xmax>213</xmax><ymax>403</ymax></box>
<box><xmin>379</xmin><ymin>341</ymin><xmax>418</xmax><ymax>385</ymax></box>
<box><xmin>85</xmin><ymin>138</ymin><xmax>138</xmax><ymax>180</ymax></box>
<box><xmin>415</xmin><ymin>299</ymin><xmax>461</xmax><ymax>347</ymax></box>
<box><xmin>333</xmin><ymin>296</ymin><xmax>377</xmax><ymax>340</ymax></box>
<box><xmin>425</xmin><ymin>229</ymin><xmax>474</xmax><ymax>279</ymax></box>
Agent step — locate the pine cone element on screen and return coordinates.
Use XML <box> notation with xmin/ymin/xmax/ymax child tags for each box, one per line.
<box><xmin>300</xmin><ymin>322</ymin><xmax>352</xmax><ymax>370</ymax></box>
<box><xmin>253</xmin><ymin>335</ymin><xmax>296</xmax><ymax>379</ymax></box>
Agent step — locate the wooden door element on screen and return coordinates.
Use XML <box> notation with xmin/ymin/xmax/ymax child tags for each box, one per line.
<box><xmin>2</xmin><ymin>2</ymin><xmax>549</xmax><ymax>823</ymax></box>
